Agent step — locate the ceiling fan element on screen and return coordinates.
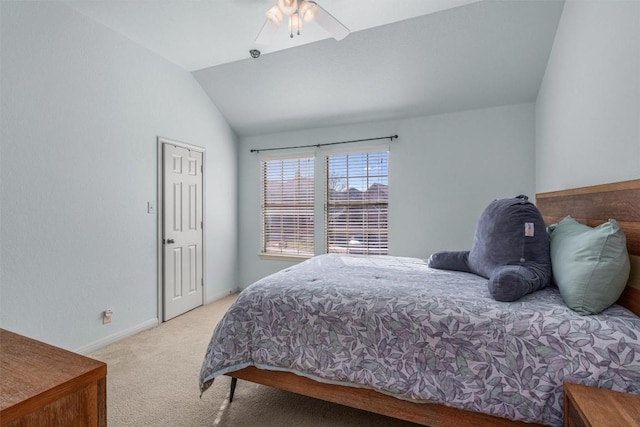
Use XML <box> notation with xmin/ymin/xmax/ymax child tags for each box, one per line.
<box><xmin>256</xmin><ymin>0</ymin><xmax>350</xmax><ymax>44</ymax></box>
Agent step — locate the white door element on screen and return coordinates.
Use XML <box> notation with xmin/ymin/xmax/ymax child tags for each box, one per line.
<box><xmin>163</xmin><ymin>143</ymin><xmax>204</xmax><ymax>321</ymax></box>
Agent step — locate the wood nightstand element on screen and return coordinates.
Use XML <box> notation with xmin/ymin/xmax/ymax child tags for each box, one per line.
<box><xmin>0</xmin><ymin>329</ymin><xmax>107</xmax><ymax>426</ymax></box>
<box><xmin>564</xmin><ymin>382</ymin><xmax>640</xmax><ymax>427</ymax></box>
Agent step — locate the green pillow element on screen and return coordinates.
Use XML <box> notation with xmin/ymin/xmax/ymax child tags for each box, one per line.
<box><xmin>550</xmin><ymin>216</ymin><xmax>630</xmax><ymax>315</ymax></box>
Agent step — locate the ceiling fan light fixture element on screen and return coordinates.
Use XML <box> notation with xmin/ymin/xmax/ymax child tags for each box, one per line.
<box><xmin>255</xmin><ymin>0</ymin><xmax>349</xmax><ymax>44</ymax></box>
<box><xmin>265</xmin><ymin>5</ymin><xmax>283</xmax><ymax>26</ymax></box>
<box><xmin>277</xmin><ymin>0</ymin><xmax>298</xmax><ymax>16</ymax></box>
<box><xmin>265</xmin><ymin>5</ymin><xmax>282</xmax><ymax>26</ymax></box>
<box><xmin>298</xmin><ymin>1</ymin><xmax>318</xmax><ymax>22</ymax></box>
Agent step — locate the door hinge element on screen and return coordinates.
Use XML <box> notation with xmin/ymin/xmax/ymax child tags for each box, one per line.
<box><xmin>201</xmin><ymin>221</ymin><xmax>203</xmax><ymax>229</ymax></box>
<box><xmin>201</xmin><ymin>277</ymin><xmax>204</xmax><ymax>287</ymax></box>
<box><xmin>201</xmin><ymin>164</ymin><xmax>203</xmax><ymax>173</ymax></box>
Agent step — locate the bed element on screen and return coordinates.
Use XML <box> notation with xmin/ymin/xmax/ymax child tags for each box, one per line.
<box><xmin>200</xmin><ymin>179</ymin><xmax>640</xmax><ymax>427</ymax></box>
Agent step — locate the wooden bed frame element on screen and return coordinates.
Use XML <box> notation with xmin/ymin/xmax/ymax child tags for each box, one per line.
<box><xmin>226</xmin><ymin>179</ymin><xmax>640</xmax><ymax>427</ymax></box>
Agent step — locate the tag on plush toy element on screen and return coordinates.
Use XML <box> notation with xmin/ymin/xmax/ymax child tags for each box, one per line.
<box><xmin>525</xmin><ymin>222</ymin><xmax>535</xmax><ymax>237</ymax></box>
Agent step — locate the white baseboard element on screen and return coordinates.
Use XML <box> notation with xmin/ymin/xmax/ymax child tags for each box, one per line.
<box><xmin>77</xmin><ymin>318</ymin><xmax>159</xmax><ymax>355</ymax></box>
<box><xmin>206</xmin><ymin>287</ymin><xmax>240</xmax><ymax>304</ymax></box>
<box><xmin>78</xmin><ymin>290</ymin><xmax>237</xmax><ymax>355</ymax></box>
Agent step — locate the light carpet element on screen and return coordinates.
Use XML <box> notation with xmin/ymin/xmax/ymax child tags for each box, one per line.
<box><xmin>89</xmin><ymin>294</ymin><xmax>420</xmax><ymax>426</ymax></box>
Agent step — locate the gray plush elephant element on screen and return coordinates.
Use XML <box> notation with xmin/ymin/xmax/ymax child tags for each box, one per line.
<box><xmin>428</xmin><ymin>195</ymin><xmax>552</xmax><ymax>302</ymax></box>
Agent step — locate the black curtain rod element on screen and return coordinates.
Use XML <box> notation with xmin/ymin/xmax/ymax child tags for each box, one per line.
<box><xmin>250</xmin><ymin>134</ymin><xmax>398</xmax><ymax>153</ymax></box>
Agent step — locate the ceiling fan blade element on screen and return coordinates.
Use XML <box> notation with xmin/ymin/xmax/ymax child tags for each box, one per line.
<box><xmin>255</xmin><ymin>19</ymin><xmax>279</xmax><ymax>45</ymax></box>
<box><xmin>313</xmin><ymin>3</ymin><xmax>350</xmax><ymax>40</ymax></box>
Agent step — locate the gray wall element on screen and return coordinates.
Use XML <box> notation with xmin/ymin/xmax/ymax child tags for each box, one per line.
<box><xmin>238</xmin><ymin>103</ymin><xmax>535</xmax><ymax>287</ymax></box>
<box><xmin>536</xmin><ymin>0</ymin><xmax>640</xmax><ymax>192</ymax></box>
<box><xmin>0</xmin><ymin>2</ymin><xmax>238</xmax><ymax>352</ymax></box>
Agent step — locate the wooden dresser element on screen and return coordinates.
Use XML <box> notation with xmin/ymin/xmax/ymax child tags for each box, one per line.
<box><xmin>0</xmin><ymin>329</ymin><xmax>107</xmax><ymax>426</ymax></box>
<box><xmin>564</xmin><ymin>382</ymin><xmax>640</xmax><ymax>426</ymax></box>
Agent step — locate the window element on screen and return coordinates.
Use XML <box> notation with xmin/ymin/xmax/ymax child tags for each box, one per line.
<box><xmin>326</xmin><ymin>151</ymin><xmax>389</xmax><ymax>255</ymax></box>
<box><xmin>262</xmin><ymin>157</ymin><xmax>314</xmax><ymax>257</ymax></box>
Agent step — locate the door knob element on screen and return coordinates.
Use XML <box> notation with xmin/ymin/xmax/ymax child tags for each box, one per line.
<box><xmin>167</xmin><ymin>238</ymin><xmax>175</xmax><ymax>244</ymax></box>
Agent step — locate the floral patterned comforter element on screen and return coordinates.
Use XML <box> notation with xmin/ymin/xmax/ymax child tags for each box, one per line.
<box><xmin>200</xmin><ymin>254</ymin><xmax>640</xmax><ymax>426</ymax></box>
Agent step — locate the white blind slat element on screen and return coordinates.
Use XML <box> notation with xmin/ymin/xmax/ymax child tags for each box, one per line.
<box><xmin>325</xmin><ymin>151</ymin><xmax>389</xmax><ymax>255</ymax></box>
<box><xmin>262</xmin><ymin>157</ymin><xmax>315</xmax><ymax>257</ymax></box>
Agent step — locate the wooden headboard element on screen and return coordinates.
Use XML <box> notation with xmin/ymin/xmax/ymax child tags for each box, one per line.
<box><xmin>536</xmin><ymin>179</ymin><xmax>640</xmax><ymax>316</ymax></box>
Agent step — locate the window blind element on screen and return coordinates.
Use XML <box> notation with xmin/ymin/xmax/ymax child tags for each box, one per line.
<box><xmin>262</xmin><ymin>157</ymin><xmax>314</xmax><ymax>257</ymax></box>
<box><xmin>325</xmin><ymin>151</ymin><xmax>389</xmax><ymax>255</ymax></box>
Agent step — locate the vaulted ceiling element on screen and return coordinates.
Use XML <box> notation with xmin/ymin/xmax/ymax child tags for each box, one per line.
<box><xmin>64</xmin><ymin>0</ymin><xmax>565</xmax><ymax>136</ymax></box>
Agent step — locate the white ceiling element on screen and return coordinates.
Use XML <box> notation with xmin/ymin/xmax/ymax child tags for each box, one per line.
<box><xmin>64</xmin><ymin>0</ymin><xmax>483</xmax><ymax>71</ymax></box>
<box><xmin>64</xmin><ymin>0</ymin><xmax>565</xmax><ymax>137</ymax></box>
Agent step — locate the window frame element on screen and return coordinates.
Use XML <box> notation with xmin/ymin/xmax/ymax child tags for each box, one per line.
<box><xmin>257</xmin><ymin>145</ymin><xmax>391</xmax><ymax>261</ymax></box>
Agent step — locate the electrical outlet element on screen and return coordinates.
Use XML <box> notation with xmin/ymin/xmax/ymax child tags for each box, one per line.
<box><xmin>103</xmin><ymin>309</ymin><xmax>113</xmax><ymax>324</ymax></box>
